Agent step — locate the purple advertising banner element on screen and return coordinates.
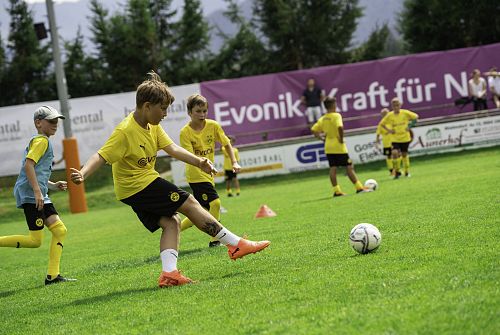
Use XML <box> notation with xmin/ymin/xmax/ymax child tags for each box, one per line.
<box><xmin>200</xmin><ymin>43</ymin><xmax>500</xmax><ymax>144</ymax></box>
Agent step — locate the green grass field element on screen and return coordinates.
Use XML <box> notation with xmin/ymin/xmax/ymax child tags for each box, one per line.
<box><xmin>1</xmin><ymin>147</ymin><xmax>499</xmax><ymax>334</ymax></box>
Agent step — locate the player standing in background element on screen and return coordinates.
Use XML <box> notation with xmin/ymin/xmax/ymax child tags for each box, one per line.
<box><xmin>380</xmin><ymin>97</ymin><xmax>419</xmax><ymax>178</ymax></box>
<box><xmin>179</xmin><ymin>94</ymin><xmax>241</xmax><ymax>247</ymax></box>
<box><xmin>0</xmin><ymin>106</ymin><xmax>76</xmax><ymax>285</ymax></box>
<box><xmin>311</xmin><ymin>97</ymin><xmax>371</xmax><ymax>197</ymax></box>
<box><xmin>222</xmin><ymin>136</ymin><xmax>241</xmax><ymax>197</ymax></box>
<box><xmin>70</xmin><ymin>73</ymin><xmax>270</xmax><ymax>287</ymax></box>
<box><xmin>375</xmin><ymin>108</ymin><xmax>394</xmax><ymax>175</ymax></box>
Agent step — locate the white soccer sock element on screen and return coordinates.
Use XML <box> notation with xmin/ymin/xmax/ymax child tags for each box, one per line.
<box><xmin>215</xmin><ymin>228</ymin><xmax>241</xmax><ymax>247</ymax></box>
<box><xmin>160</xmin><ymin>249</ymin><xmax>178</xmax><ymax>272</ymax></box>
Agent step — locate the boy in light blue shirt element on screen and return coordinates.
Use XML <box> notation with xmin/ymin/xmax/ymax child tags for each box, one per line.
<box><xmin>0</xmin><ymin>106</ymin><xmax>76</xmax><ymax>285</ymax></box>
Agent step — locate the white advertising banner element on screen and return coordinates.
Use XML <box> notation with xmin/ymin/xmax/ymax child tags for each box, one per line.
<box><xmin>171</xmin><ymin>115</ymin><xmax>500</xmax><ymax>186</ymax></box>
<box><xmin>0</xmin><ymin>83</ymin><xmax>200</xmax><ymax>177</ymax></box>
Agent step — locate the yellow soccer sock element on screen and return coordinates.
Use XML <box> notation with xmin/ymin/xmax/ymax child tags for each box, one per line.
<box><xmin>226</xmin><ymin>188</ymin><xmax>232</xmax><ymax>195</ymax></box>
<box><xmin>393</xmin><ymin>158</ymin><xmax>401</xmax><ymax>172</ymax></box>
<box><xmin>333</xmin><ymin>185</ymin><xmax>342</xmax><ymax>194</ymax></box>
<box><xmin>47</xmin><ymin>221</ymin><xmax>67</xmax><ymax>277</ymax></box>
<box><xmin>386</xmin><ymin>158</ymin><xmax>393</xmax><ymax>171</ymax></box>
<box><xmin>403</xmin><ymin>156</ymin><xmax>410</xmax><ymax>173</ymax></box>
<box><xmin>180</xmin><ymin>217</ymin><xmax>194</xmax><ymax>231</ymax></box>
<box><xmin>354</xmin><ymin>180</ymin><xmax>364</xmax><ymax>190</ymax></box>
<box><xmin>0</xmin><ymin>230</ymin><xmax>43</xmax><ymax>248</ymax></box>
<box><xmin>235</xmin><ymin>188</ymin><xmax>240</xmax><ymax>195</ymax></box>
<box><xmin>208</xmin><ymin>199</ymin><xmax>221</xmax><ymax>242</ymax></box>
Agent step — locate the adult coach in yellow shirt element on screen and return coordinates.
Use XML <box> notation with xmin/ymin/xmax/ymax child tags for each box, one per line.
<box><xmin>380</xmin><ymin>97</ymin><xmax>419</xmax><ymax>178</ymax></box>
<box><xmin>376</xmin><ymin>108</ymin><xmax>394</xmax><ymax>175</ymax></box>
<box><xmin>179</xmin><ymin>94</ymin><xmax>241</xmax><ymax>247</ymax></box>
<box><xmin>311</xmin><ymin>97</ymin><xmax>370</xmax><ymax>197</ymax></box>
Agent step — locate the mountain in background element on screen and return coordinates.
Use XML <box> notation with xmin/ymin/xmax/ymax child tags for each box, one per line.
<box><xmin>0</xmin><ymin>0</ymin><xmax>403</xmax><ymax>54</ymax></box>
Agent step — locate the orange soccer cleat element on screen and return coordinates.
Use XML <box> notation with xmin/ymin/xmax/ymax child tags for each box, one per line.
<box><xmin>227</xmin><ymin>239</ymin><xmax>270</xmax><ymax>260</ymax></box>
<box><xmin>158</xmin><ymin>270</ymin><xmax>194</xmax><ymax>288</ymax></box>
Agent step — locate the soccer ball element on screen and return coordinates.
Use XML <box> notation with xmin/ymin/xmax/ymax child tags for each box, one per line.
<box><xmin>364</xmin><ymin>179</ymin><xmax>378</xmax><ymax>191</ymax></box>
<box><xmin>349</xmin><ymin>223</ymin><xmax>382</xmax><ymax>254</ymax></box>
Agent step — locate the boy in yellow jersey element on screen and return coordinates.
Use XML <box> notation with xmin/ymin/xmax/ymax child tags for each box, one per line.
<box><xmin>222</xmin><ymin>136</ymin><xmax>241</xmax><ymax>197</ymax></box>
<box><xmin>375</xmin><ymin>108</ymin><xmax>394</xmax><ymax>175</ymax></box>
<box><xmin>380</xmin><ymin>97</ymin><xmax>419</xmax><ymax>179</ymax></box>
<box><xmin>179</xmin><ymin>94</ymin><xmax>241</xmax><ymax>248</ymax></box>
<box><xmin>70</xmin><ymin>72</ymin><xmax>269</xmax><ymax>287</ymax></box>
<box><xmin>311</xmin><ymin>97</ymin><xmax>371</xmax><ymax>197</ymax></box>
<box><xmin>0</xmin><ymin>106</ymin><xmax>76</xmax><ymax>285</ymax></box>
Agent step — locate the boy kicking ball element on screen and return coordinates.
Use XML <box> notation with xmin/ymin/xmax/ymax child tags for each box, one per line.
<box><xmin>70</xmin><ymin>72</ymin><xmax>269</xmax><ymax>287</ymax></box>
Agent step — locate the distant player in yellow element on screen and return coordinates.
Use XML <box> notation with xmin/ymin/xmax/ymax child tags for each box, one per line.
<box><xmin>0</xmin><ymin>106</ymin><xmax>75</xmax><ymax>285</ymax></box>
<box><xmin>222</xmin><ymin>136</ymin><xmax>241</xmax><ymax>197</ymax></box>
<box><xmin>375</xmin><ymin>108</ymin><xmax>394</xmax><ymax>175</ymax></box>
<box><xmin>311</xmin><ymin>97</ymin><xmax>371</xmax><ymax>197</ymax></box>
<box><xmin>380</xmin><ymin>97</ymin><xmax>419</xmax><ymax>178</ymax></box>
<box><xmin>180</xmin><ymin>94</ymin><xmax>241</xmax><ymax>247</ymax></box>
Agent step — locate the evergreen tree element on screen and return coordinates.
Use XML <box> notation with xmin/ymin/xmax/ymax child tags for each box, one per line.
<box><xmin>210</xmin><ymin>0</ymin><xmax>270</xmax><ymax>79</ymax></box>
<box><xmin>171</xmin><ymin>0</ymin><xmax>211</xmax><ymax>84</ymax></box>
<box><xmin>3</xmin><ymin>0</ymin><xmax>55</xmax><ymax>106</ymax></box>
<box><xmin>0</xmin><ymin>37</ymin><xmax>6</xmax><ymax>104</ymax></box>
<box><xmin>64</xmin><ymin>28</ymin><xmax>102</xmax><ymax>98</ymax></box>
<box><xmin>351</xmin><ymin>24</ymin><xmax>390</xmax><ymax>62</ymax></box>
<box><xmin>253</xmin><ymin>0</ymin><xmax>362</xmax><ymax>70</ymax></box>
<box><xmin>400</xmin><ymin>0</ymin><xmax>500</xmax><ymax>53</ymax></box>
<box><xmin>148</xmin><ymin>0</ymin><xmax>177</xmax><ymax>80</ymax></box>
<box><xmin>88</xmin><ymin>0</ymin><xmax>118</xmax><ymax>93</ymax></box>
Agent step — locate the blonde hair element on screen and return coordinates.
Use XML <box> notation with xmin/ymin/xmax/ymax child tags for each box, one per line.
<box><xmin>186</xmin><ymin>93</ymin><xmax>208</xmax><ymax>113</ymax></box>
<box><xmin>136</xmin><ymin>71</ymin><xmax>175</xmax><ymax>108</ymax></box>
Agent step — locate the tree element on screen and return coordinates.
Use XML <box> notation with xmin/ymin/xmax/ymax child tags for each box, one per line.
<box><xmin>148</xmin><ymin>0</ymin><xmax>177</xmax><ymax>79</ymax></box>
<box><xmin>399</xmin><ymin>0</ymin><xmax>500</xmax><ymax>53</ymax></box>
<box><xmin>210</xmin><ymin>0</ymin><xmax>270</xmax><ymax>79</ymax></box>
<box><xmin>170</xmin><ymin>0</ymin><xmax>211</xmax><ymax>84</ymax></box>
<box><xmin>64</xmin><ymin>28</ymin><xmax>102</xmax><ymax>98</ymax></box>
<box><xmin>253</xmin><ymin>0</ymin><xmax>362</xmax><ymax>71</ymax></box>
<box><xmin>2</xmin><ymin>0</ymin><xmax>55</xmax><ymax>106</ymax></box>
<box><xmin>350</xmin><ymin>24</ymin><xmax>391</xmax><ymax>62</ymax></box>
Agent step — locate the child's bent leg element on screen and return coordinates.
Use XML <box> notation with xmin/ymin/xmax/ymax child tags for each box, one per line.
<box><xmin>0</xmin><ymin>230</ymin><xmax>43</xmax><ymax>248</ymax></box>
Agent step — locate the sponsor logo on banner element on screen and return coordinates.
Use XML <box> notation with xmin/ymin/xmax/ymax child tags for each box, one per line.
<box><xmin>0</xmin><ymin>120</ymin><xmax>22</xmax><ymax>142</ymax></box>
<box><xmin>296</xmin><ymin>143</ymin><xmax>326</xmax><ymax>164</ymax></box>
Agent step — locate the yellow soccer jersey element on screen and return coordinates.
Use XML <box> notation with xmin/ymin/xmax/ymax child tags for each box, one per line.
<box><xmin>380</xmin><ymin>109</ymin><xmax>418</xmax><ymax>143</ymax></box>
<box><xmin>222</xmin><ymin>147</ymin><xmax>239</xmax><ymax>171</ymax></box>
<box><xmin>26</xmin><ymin>136</ymin><xmax>49</xmax><ymax>163</ymax></box>
<box><xmin>376</xmin><ymin>123</ymin><xmax>392</xmax><ymax>148</ymax></box>
<box><xmin>311</xmin><ymin>112</ymin><xmax>348</xmax><ymax>154</ymax></box>
<box><xmin>180</xmin><ymin>119</ymin><xmax>230</xmax><ymax>184</ymax></box>
<box><xmin>98</xmin><ymin>112</ymin><xmax>173</xmax><ymax>200</ymax></box>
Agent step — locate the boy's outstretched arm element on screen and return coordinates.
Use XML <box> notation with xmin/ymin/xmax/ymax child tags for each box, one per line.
<box><xmin>223</xmin><ymin>144</ymin><xmax>241</xmax><ymax>173</ymax></box>
<box><xmin>70</xmin><ymin>153</ymin><xmax>106</xmax><ymax>184</ymax></box>
<box><xmin>163</xmin><ymin>143</ymin><xmax>217</xmax><ymax>176</ymax></box>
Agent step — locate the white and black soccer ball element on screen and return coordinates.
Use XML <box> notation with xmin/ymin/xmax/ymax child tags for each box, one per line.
<box><xmin>349</xmin><ymin>223</ymin><xmax>382</xmax><ymax>254</ymax></box>
<box><xmin>364</xmin><ymin>179</ymin><xmax>378</xmax><ymax>191</ymax></box>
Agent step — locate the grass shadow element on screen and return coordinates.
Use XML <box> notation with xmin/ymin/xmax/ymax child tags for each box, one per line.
<box><xmin>0</xmin><ymin>285</ymin><xmax>43</xmax><ymax>298</ymax></box>
<box><xmin>69</xmin><ymin>287</ymin><xmax>155</xmax><ymax>306</ymax></box>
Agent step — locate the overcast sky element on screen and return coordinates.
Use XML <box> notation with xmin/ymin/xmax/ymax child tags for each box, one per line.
<box><xmin>21</xmin><ymin>0</ymin><xmax>229</xmax><ymax>12</ymax></box>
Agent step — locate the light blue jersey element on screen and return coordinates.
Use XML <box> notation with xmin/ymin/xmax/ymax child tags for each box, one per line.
<box><xmin>14</xmin><ymin>135</ymin><xmax>54</xmax><ymax>208</ymax></box>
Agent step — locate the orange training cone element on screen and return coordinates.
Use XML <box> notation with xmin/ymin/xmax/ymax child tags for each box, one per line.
<box><xmin>255</xmin><ymin>205</ymin><xmax>277</xmax><ymax>218</ymax></box>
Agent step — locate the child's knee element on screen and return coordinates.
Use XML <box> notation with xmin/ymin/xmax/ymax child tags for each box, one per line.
<box><xmin>49</xmin><ymin>221</ymin><xmax>67</xmax><ymax>239</ymax></box>
<box><xmin>28</xmin><ymin>230</ymin><xmax>43</xmax><ymax>248</ymax></box>
<box><xmin>209</xmin><ymin>198</ymin><xmax>221</xmax><ymax>213</ymax></box>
